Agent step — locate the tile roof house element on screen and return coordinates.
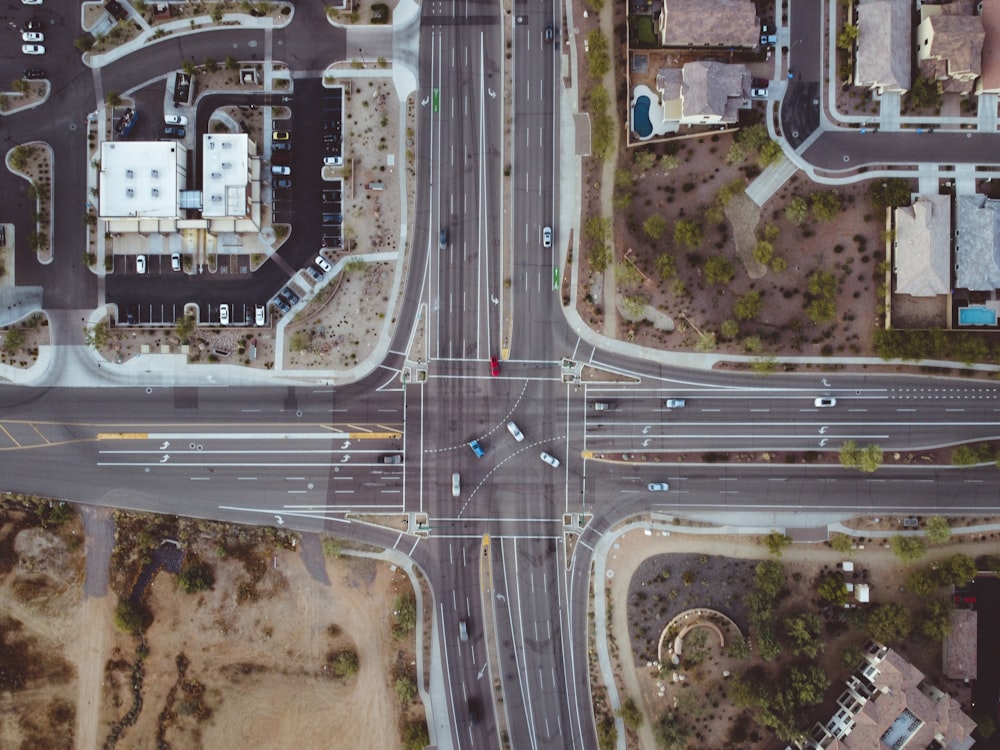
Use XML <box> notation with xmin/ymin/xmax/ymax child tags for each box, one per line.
<box><xmin>917</xmin><ymin>14</ymin><xmax>985</xmax><ymax>94</ymax></box>
<box><xmin>655</xmin><ymin>62</ymin><xmax>750</xmax><ymax>126</ymax></box>
<box><xmin>855</xmin><ymin>0</ymin><xmax>912</xmax><ymax>94</ymax></box>
<box><xmin>943</xmin><ymin>609</ymin><xmax>977</xmax><ymax>681</ymax></box>
<box><xmin>657</xmin><ymin>0</ymin><xmax>759</xmax><ymax>48</ymax></box>
<box><xmin>798</xmin><ymin>642</ymin><xmax>976</xmax><ymax>750</ymax></box>
<box><xmin>955</xmin><ymin>194</ymin><xmax>1000</xmax><ymax>291</ymax></box>
<box><xmin>980</xmin><ymin>0</ymin><xmax>1000</xmax><ymax>92</ymax></box>
<box><xmin>893</xmin><ymin>195</ymin><xmax>951</xmax><ymax>297</ymax></box>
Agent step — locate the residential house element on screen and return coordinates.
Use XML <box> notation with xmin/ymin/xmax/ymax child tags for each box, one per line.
<box><xmin>943</xmin><ymin>609</ymin><xmax>977</xmax><ymax>682</ymax></box>
<box><xmin>798</xmin><ymin>642</ymin><xmax>976</xmax><ymax>750</ymax></box>
<box><xmin>893</xmin><ymin>195</ymin><xmax>951</xmax><ymax>297</ymax></box>
<box><xmin>657</xmin><ymin>0</ymin><xmax>758</xmax><ymax>48</ymax></box>
<box><xmin>955</xmin><ymin>194</ymin><xmax>1000</xmax><ymax>291</ymax></box>
<box><xmin>917</xmin><ymin>14</ymin><xmax>985</xmax><ymax>94</ymax></box>
<box><xmin>979</xmin><ymin>0</ymin><xmax>1000</xmax><ymax>93</ymax></box>
<box><xmin>855</xmin><ymin>0</ymin><xmax>912</xmax><ymax>94</ymax></box>
<box><xmin>655</xmin><ymin>61</ymin><xmax>750</xmax><ymax>127</ymax></box>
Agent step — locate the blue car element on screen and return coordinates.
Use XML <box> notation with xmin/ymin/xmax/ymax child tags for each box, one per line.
<box><xmin>469</xmin><ymin>440</ymin><xmax>485</xmax><ymax>458</ymax></box>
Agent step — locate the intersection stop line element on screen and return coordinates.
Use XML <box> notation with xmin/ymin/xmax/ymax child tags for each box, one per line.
<box><xmin>96</xmin><ymin>431</ymin><xmax>401</xmax><ymax>441</ymax></box>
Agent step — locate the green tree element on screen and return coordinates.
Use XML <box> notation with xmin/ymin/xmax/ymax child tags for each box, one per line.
<box><xmin>753</xmin><ymin>240</ymin><xmax>775</xmax><ymax>266</ymax></box>
<box><xmin>655</xmin><ymin>252</ymin><xmax>677</xmax><ymax>279</ymax></box>
<box><xmin>977</xmin><ymin>716</ymin><xmax>997</xmax><ymax>740</ymax></box>
<box><xmin>395</xmin><ymin>676</ymin><xmax>418</xmax><ymax>703</ymax></box>
<box><xmin>941</xmin><ymin>554</ymin><xmax>977</xmax><ymax>586</ymax></box>
<box><xmin>620</xmin><ymin>294</ymin><xmax>649</xmax><ymax>321</ymax></box>
<box><xmin>786</xmin><ymin>663</ymin><xmax>830</xmax><ymax>707</ymax></box>
<box><xmin>785</xmin><ymin>196</ymin><xmax>809</xmax><ymax>225</ymax></box>
<box><xmin>585</xmin><ymin>31</ymin><xmax>610</xmax><ymax>78</ymax></box>
<box><xmin>758</xmin><ymin>140</ymin><xmax>783</xmax><ymax>167</ymax></box>
<box><xmin>175</xmin><ymin>313</ymin><xmax>196</xmax><ymax>344</ymax></box>
<box><xmin>836</xmin><ymin>23</ymin><xmax>858</xmax><ymax>51</ymax></box>
<box><xmin>909</xmin><ymin>75</ymin><xmax>941</xmax><ymax>110</ymax></box>
<box><xmin>764</xmin><ymin>531</ymin><xmax>792</xmax><ymax>557</ymax></box>
<box><xmin>866</xmin><ymin>602</ymin><xmax>912</xmax><ymax>644</ymax></box>
<box><xmin>784</xmin><ymin>612</ymin><xmax>823</xmax><ymax>657</ymax></box>
<box><xmin>617</xmin><ymin>696</ymin><xmax>644</xmax><ymax>730</ymax></box>
<box><xmin>211</xmin><ymin>4</ymin><xmax>224</xmax><ymax>21</ymax></box>
<box><xmin>660</xmin><ymin>153</ymin><xmax>680</xmax><ymax>170</ymax></box>
<box><xmin>177</xmin><ymin>560</ymin><xmax>214</xmax><ymax>593</ymax></box>
<box><xmin>85</xmin><ymin>321</ymin><xmax>112</xmax><ymax>350</ymax></box>
<box><xmin>905</xmin><ymin>568</ymin><xmax>940</xmax><ymax>596</ymax></box>
<box><xmin>392</xmin><ymin>593</ymin><xmax>417</xmax><ymax>637</ymax></box>
<box><xmin>225</xmin><ymin>55</ymin><xmax>239</xmax><ymax>71</ymax></box>
<box><xmin>673</xmin><ymin>218</ymin><xmax>703</xmax><ymax>250</ymax></box>
<box><xmin>920</xmin><ymin>597</ymin><xmax>954</xmax><ymax>640</ymax></box>
<box><xmin>3</xmin><ymin>327</ymin><xmax>25</xmax><ymax>353</ymax></box>
<box><xmin>754</xmin><ymin>559</ymin><xmax>785</xmax><ymax>599</ymax></box>
<box><xmin>721</xmin><ymin>319</ymin><xmax>740</xmax><ymax>338</ymax></box>
<box><xmin>75</xmin><ymin>34</ymin><xmax>95</xmax><ymax>53</ymax></box>
<box><xmin>830</xmin><ymin>533</ymin><xmax>853</xmax><ymax>553</ymax></box>
<box><xmin>839</xmin><ymin>645</ymin><xmax>864</xmax><ymax>669</ymax></box>
<box><xmin>736</xmin><ymin>123</ymin><xmax>770</xmax><ymax>150</ymax></box>
<box><xmin>652</xmin><ymin>711</ymin><xmax>689</xmax><ymax>750</ymax></box>
<box><xmin>401</xmin><ymin>720</ymin><xmax>430</xmax><ymax>750</ymax></box>
<box><xmin>204</xmin><ymin>57</ymin><xmax>219</xmax><ymax>73</ymax></box>
<box><xmin>642</xmin><ymin>213</ymin><xmax>667</xmax><ymax>240</ymax></box>
<box><xmin>806</xmin><ymin>269</ymin><xmax>839</xmax><ymax>324</ymax></box>
<box><xmin>817</xmin><ymin>573</ymin><xmax>848</xmax><ymax>606</ymax></box>
<box><xmin>733</xmin><ymin>289</ymin><xmax>764</xmax><ymax>320</ymax></box>
<box><xmin>114</xmin><ymin>599</ymin><xmax>145</xmax><ymax>635</ymax></box>
<box><xmin>106</xmin><ymin>91</ymin><xmax>122</xmax><ymax>108</ymax></box>
<box><xmin>890</xmin><ymin>535</ymin><xmax>926</xmax><ymax>563</ymax></box>
<box><xmin>925</xmin><ymin>516</ymin><xmax>951</xmax><ymax>544</ymax></box>
<box><xmin>633</xmin><ymin>149</ymin><xmax>657</xmax><ymax>171</ymax></box>
<box><xmin>704</xmin><ymin>255</ymin><xmax>734</xmax><ymax>284</ymax></box>
<box><xmin>12</xmin><ymin>79</ymin><xmax>29</xmax><ymax>95</ymax></box>
<box><xmin>329</xmin><ymin>648</ymin><xmax>360</xmax><ymax>678</ymax></box>
<box><xmin>757</xmin><ymin>625</ymin><xmax>782</xmax><ymax>661</ymax></box>
<box><xmin>869</xmin><ymin>178</ymin><xmax>912</xmax><ymax>211</ymax></box>
<box><xmin>810</xmin><ymin>191</ymin><xmax>842</xmax><ymax>222</ymax></box>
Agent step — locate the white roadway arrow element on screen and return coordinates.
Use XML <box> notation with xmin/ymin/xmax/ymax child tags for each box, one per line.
<box><xmin>819</xmin><ymin>426</ymin><xmax>828</xmax><ymax>434</ymax></box>
<box><xmin>159</xmin><ymin>454</ymin><xmax>170</xmax><ymax>463</ymax></box>
<box><xmin>159</xmin><ymin>441</ymin><xmax>170</xmax><ymax>450</ymax></box>
<box><xmin>822</xmin><ymin>378</ymin><xmax>830</xmax><ymax>387</ymax></box>
<box><xmin>341</xmin><ymin>455</ymin><xmax>350</xmax><ymax>463</ymax></box>
<box><xmin>275</xmin><ymin>515</ymin><xmax>284</xmax><ymax>525</ymax></box>
<box><xmin>477</xmin><ymin>662</ymin><xmax>488</xmax><ymax>679</ymax></box>
<box><xmin>421</xmin><ymin>96</ymin><xmax>430</xmax><ymax>106</ymax></box>
<box><xmin>488</xmin><ymin>88</ymin><xmax>496</xmax><ymax>98</ymax></box>
<box><xmin>341</xmin><ymin>440</ymin><xmax>351</xmax><ymax>449</ymax></box>
<box><xmin>819</xmin><ymin>438</ymin><xmax>828</xmax><ymax>447</ymax></box>
<box><xmin>642</xmin><ymin>426</ymin><xmax>651</xmax><ymax>434</ymax></box>
<box><xmin>642</xmin><ymin>439</ymin><xmax>651</xmax><ymax>447</ymax></box>
<box><xmin>490</xmin><ymin>295</ymin><xmax>499</xmax><ymax>305</ymax></box>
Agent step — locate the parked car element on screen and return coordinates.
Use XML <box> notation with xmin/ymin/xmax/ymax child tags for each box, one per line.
<box><xmin>281</xmin><ymin>286</ymin><xmax>300</xmax><ymax>305</ymax></box>
<box><xmin>164</xmin><ymin>114</ymin><xmax>188</xmax><ymax>126</ymax></box>
<box><xmin>506</xmin><ymin>422</ymin><xmax>525</xmax><ymax>442</ymax></box>
<box><xmin>322</xmin><ymin>190</ymin><xmax>341</xmax><ymax>202</ymax></box>
<box><xmin>271</xmin><ymin>296</ymin><xmax>291</xmax><ymax>313</ymax></box>
<box><xmin>275</xmin><ymin>178</ymin><xmax>291</xmax><ymax>189</ymax></box>
<box><xmin>272</xmin><ymin>141</ymin><xmax>291</xmax><ymax>152</ymax></box>
<box><xmin>170</xmin><ymin>253</ymin><xmax>181</xmax><ymax>271</ymax></box>
<box><xmin>219</xmin><ymin>304</ymin><xmax>229</xmax><ymax>326</ymax></box>
<box><xmin>135</xmin><ymin>255</ymin><xmax>146</xmax><ymax>274</ymax></box>
<box><xmin>315</xmin><ymin>255</ymin><xmax>333</xmax><ymax>273</ymax></box>
<box><xmin>306</xmin><ymin>265</ymin><xmax>323</xmax><ymax>281</ymax></box>
<box><xmin>272</xmin><ymin>130</ymin><xmax>290</xmax><ymax>141</ymax></box>
<box><xmin>271</xmin><ymin>165</ymin><xmax>290</xmax><ymax>175</ymax></box>
<box><xmin>254</xmin><ymin>304</ymin><xmax>266</xmax><ymax>326</ymax></box>
<box><xmin>21</xmin><ymin>44</ymin><xmax>44</xmax><ymax>55</ymax></box>
<box><xmin>162</xmin><ymin>126</ymin><xmax>185</xmax><ymax>138</ymax></box>
<box><xmin>24</xmin><ymin>19</ymin><xmax>42</xmax><ymax>32</ymax></box>
<box><xmin>321</xmin><ymin>235</ymin><xmax>343</xmax><ymax>248</ymax></box>
<box><xmin>540</xmin><ymin>451</ymin><xmax>560</xmax><ymax>468</ymax></box>
<box><xmin>323</xmin><ymin>156</ymin><xmax>344</xmax><ymax>166</ymax></box>
<box><xmin>750</xmin><ymin>78</ymin><xmax>769</xmax><ymax>98</ymax></box>
<box><xmin>322</xmin><ymin>213</ymin><xmax>343</xmax><ymax>225</ymax></box>
<box><xmin>23</xmin><ymin>68</ymin><xmax>46</xmax><ymax>79</ymax></box>
<box><xmin>21</xmin><ymin>31</ymin><xmax>43</xmax><ymax>43</ymax></box>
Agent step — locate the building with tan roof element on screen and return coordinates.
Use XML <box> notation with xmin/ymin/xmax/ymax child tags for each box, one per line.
<box><xmin>657</xmin><ymin>0</ymin><xmax>758</xmax><ymax>48</ymax></box>
<box><xmin>943</xmin><ymin>609</ymin><xmax>977</xmax><ymax>681</ymax></box>
<box><xmin>798</xmin><ymin>642</ymin><xmax>976</xmax><ymax>750</ymax></box>
<box><xmin>655</xmin><ymin>62</ymin><xmax>751</xmax><ymax>126</ymax></box>
<box><xmin>855</xmin><ymin>0</ymin><xmax>912</xmax><ymax>94</ymax></box>
<box><xmin>917</xmin><ymin>14</ymin><xmax>985</xmax><ymax>94</ymax></box>
<box><xmin>980</xmin><ymin>0</ymin><xmax>1000</xmax><ymax>92</ymax></box>
<box><xmin>893</xmin><ymin>195</ymin><xmax>951</xmax><ymax>297</ymax></box>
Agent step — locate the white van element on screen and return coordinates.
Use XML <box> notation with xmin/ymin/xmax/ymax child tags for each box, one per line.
<box><xmin>451</xmin><ymin>473</ymin><xmax>461</xmax><ymax>497</ymax></box>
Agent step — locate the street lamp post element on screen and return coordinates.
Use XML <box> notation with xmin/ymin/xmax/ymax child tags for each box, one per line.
<box><xmin>358</xmin><ymin>48</ymin><xmax>367</xmax><ymax>68</ymax></box>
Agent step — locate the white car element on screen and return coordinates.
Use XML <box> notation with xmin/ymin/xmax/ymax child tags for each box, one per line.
<box><xmin>135</xmin><ymin>255</ymin><xmax>146</xmax><ymax>274</ymax></box>
<box><xmin>451</xmin><ymin>473</ymin><xmax>461</xmax><ymax>497</ymax></box>
<box><xmin>323</xmin><ymin>156</ymin><xmax>343</xmax><ymax>167</ymax></box>
<box><xmin>540</xmin><ymin>451</ymin><xmax>560</xmax><ymax>468</ymax></box>
<box><xmin>648</xmin><ymin>482</ymin><xmax>670</xmax><ymax>492</ymax></box>
<box><xmin>315</xmin><ymin>255</ymin><xmax>333</xmax><ymax>273</ymax></box>
<box><xmin>542</xmin><ymin>226</ymin><xmax>552</xmax><ymax>248</ymax></box>
<box><xmin>271</xmin><ymin>165</ymin><xmax>291</xmax><ymax>175</ymax></box>
<box><xmin>665</xmin><ymin>398</ymin><xmax>686</xmax><ymax>408</ymax></box>
<box><xmin>21</xmin><ymin>31</ymin><xmax>43</xmax><ymax>43</ymax></box>
<box><xmin>814</xmin><ymin>396</ymin><xmax>837</xmax><ymax>408</ymax></box>
<box><xmin>219</xmin><ymin>304</ymin><xmax>230</xmax><ymax>326</ymax></box>
<box><xmin>254</xmin><ymin>304</ymin><xmax>266</xmax><ymax>326</ymax></box>
<box><xmin>22</xmin><ymin>0</ymin><xmax>43</xmax><ymax>5</ymax></box>
<box><xmin>22</xmin><ymin>44</ymin><xmax>44</xmax><ymax>55</ymax></box>
<box><xmin>164</xmin><ymin>114</ymin><xmax>188</xmax><ymax>126</ymax></box>
<box><xmin>506</xmin><ymin>421</ymin><xmax>525</xmax><ymax>442</ymax></box>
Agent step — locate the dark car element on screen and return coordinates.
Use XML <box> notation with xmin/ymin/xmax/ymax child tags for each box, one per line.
<box><xmin>272</xmin><ymin>141</ymin><xmax>291</xmax><ymax>152</ymax></box>
<box><xmin>125</xmin><ymin>304</ymin><xmax>139</xmax><ymax>324</ymax></box>
<box><xmin>306</xmin><ymin>265</ymin><xmax>324</xmax><ymax>281</ymax></box>
<box><xmin>23</xmin><ymin>68</ymin><xmax>46</xmax><ymax>80</ymax></box>
<box><xmin>162</xmin><ymin>126</ymin><xmax>185</xmax><ymax>138</ymax></box>
<box><xmin>321</xmin><ymin>235</ymin><xmax>343</xmax><ymax>248</ymax></box>
<box><xmin>322</xmin><ymin>213</ymin><xmax>343</xmax><ymax>225</ymax></box>
<box><xmin>322</xmin><ymin>190</ymin><xmax>342</xmax><ymax>202</ymax></box>
<box><xmin>545</xmin><ymin>24</ymin><xmax>554</xmax><ymax>42</ymax></box>
<box><xmin>24</xmin><ymin>19</ymin><xmax>43</xmax><ymax>32</ymax></box>
<box><xmin>760</xmin><ymin>22</ymin><xmax>777</xmax><ymax>46</ymax></box>
<box><xmin>271</xmin><ymin>296</ymin><xmax>291</xmax><ymax>313</ymax></box>
<box><xmin>281</xmin><ymin>286</ymin><xmax>300</xmax><ymax>305</ymax></box>
<box><xmin>439</xmin><ymin>228</ymin><xmax>447</xmax><ymax>249</ymax></box>
<box><xmin>275</xmin><ymin>178</ymin><xmax>292</xmax><ymax>189</ymax></box>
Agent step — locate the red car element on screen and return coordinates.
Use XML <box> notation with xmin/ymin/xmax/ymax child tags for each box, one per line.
<box><xmin>490</xmin><ymin>356</ymin><xmax>500</xmax><ymax>376</ymax></box>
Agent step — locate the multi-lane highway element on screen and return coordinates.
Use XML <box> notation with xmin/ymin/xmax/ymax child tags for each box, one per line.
<box><xmin>2</xmin><ymin>3</ymin><xmax>1000</xmax><ymax>750</ymax></box>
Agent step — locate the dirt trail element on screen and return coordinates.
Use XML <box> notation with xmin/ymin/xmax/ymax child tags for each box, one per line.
<box><xmin>74</xmin><ymin>595</ymin><xmax>112</xmax><ymax>750</ymax></box>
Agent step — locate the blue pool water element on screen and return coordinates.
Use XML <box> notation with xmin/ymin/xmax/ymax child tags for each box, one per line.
<box><xmin>959</xmin><ymin>306</ymin><xmax>997</xmax><ymax>326</ymax></box>
<box><xmin>633</xmin><ymin>96</ymin><xmax>652</xmax><ymax>139</ymax></box>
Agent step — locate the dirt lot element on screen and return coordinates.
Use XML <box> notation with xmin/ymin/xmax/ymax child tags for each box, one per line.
<box><xmin>0</xmin><ymin>501</ymin><xmax>424</xmax><ymax>750</ymax></box>
<box><xmin>601</xmin><ymin>526</ymin><xmax>997</xmax><ymax>750</ymax></box>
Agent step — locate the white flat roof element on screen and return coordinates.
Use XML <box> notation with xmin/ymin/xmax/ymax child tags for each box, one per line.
<box><xmin>202</xmin><ymin>134</ymin><xmax>250</xmax><ymax>218</ymax></box>
<box><xmin>99</xmin><ymin>141</ymin><xmax>184</xmax><ymax>218</ymax></box>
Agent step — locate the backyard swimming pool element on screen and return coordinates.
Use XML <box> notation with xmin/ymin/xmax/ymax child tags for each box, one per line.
<box><xmin>632</xmin><ymin>96</ymin><xmax>652</xmax><ymax>139</ymax></box>
<box><xmin>958</xmin><ymin>305</ymin><xmax>997</xmax><ymax>326</ymax></box>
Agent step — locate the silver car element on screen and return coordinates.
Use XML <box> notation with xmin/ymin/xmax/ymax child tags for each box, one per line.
<box><xmin>506</xmin><ymin>421</ymin><xmax>525</xmax><ymax>442</ymax></box>
<box><xmin>540</xmin><ymin>451</ymin><xmax>560</xmax><ymax>468</ymax></box>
